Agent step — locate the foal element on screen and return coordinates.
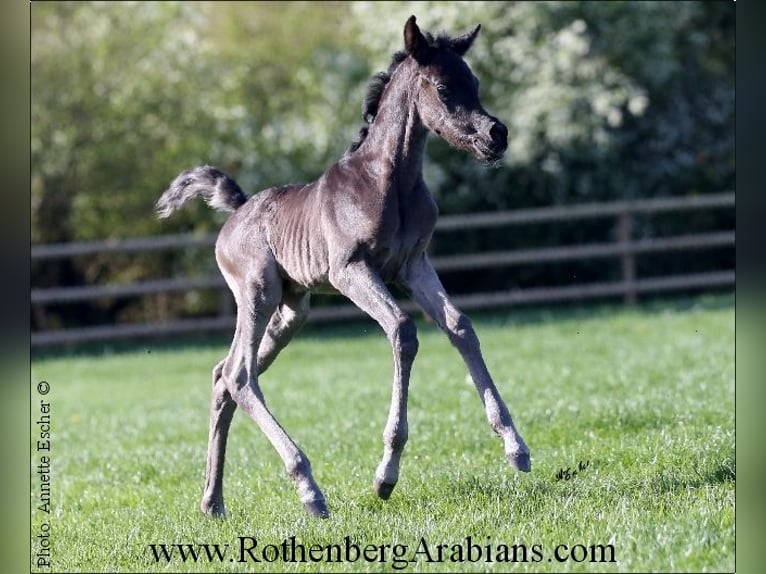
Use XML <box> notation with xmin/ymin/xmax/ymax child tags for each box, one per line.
<box><xmin>157</xmin><ymin>16</ymin><xmax>530</xmax><ymax>519</ymax></box>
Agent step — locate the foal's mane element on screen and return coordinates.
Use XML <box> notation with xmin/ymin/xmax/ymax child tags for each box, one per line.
<box><xmin>347</xmin><ymin>31</ymin><xmax>458</xmax><ymax>153</ymax></box>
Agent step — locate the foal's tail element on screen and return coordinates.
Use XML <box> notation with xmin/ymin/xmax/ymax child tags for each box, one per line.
<box><xmin>156</xmin><ymin>165</ymin><xmax>248</xmax><ymax>219</ymax></box>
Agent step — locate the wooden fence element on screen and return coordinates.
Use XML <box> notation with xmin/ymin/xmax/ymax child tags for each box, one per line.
<box><xmin>31</xmin><ymin>193</ymin><xmax>735</xmax><ymax>346</ymax></box>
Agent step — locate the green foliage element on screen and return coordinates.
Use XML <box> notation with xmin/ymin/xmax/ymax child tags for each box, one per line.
<box><xmin>351</xmin><ymin>1</ymin><xmax>733</xmax><ymax>212</ymax></box>
<box><xmin>30</xmin><ymin>298</ymin><xmax>735</xmax><ymax>571</ymax></box>
<box><xmin>31</xmin><ymin>2</ymin><xmax>368</xmax><ymax>327</ymax></box>
<box><xmin>31</xmin><ymin>2</ymin><xmax>734</xmax><ymax>329</ymax></box>
<box><xmin>32</xmin><ymin>2</ymin><xmax>367</xmax><ymax>245</ymax></box>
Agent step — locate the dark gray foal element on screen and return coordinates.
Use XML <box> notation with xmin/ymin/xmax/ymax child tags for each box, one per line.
<box><xmin>157</xmin><ymin>16</ymin><xmax>530</xmax><ymax>519</ymax></box>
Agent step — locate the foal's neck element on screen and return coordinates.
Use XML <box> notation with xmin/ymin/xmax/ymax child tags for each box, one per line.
<box><xmin>359</xmin><ymin>58</ymin><xmax>428</xmax><ymax>189</ymax></box>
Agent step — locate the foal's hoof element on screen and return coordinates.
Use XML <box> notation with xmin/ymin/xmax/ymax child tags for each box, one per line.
<box><xmin>200</xmin><ymin>498</ymin><xmax>227</xmax><ymax>519</ymax></box>
<box><xmin>303</xmin><ymin>499</ymin><xmax>330</xmax><ymax>519</ymax></box>
<box><xmin>507</xmin><ymin>451</ymin><xmax>531</xmax><ymax>473</ymax></box>
<box><xmin>373</xmin><ymin>478</ymin><xmax>397</xmax><ymax>500</ymax></box>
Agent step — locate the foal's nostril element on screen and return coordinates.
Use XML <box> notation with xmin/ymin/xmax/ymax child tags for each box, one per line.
<box><xmin>489</xmin><ymin>122</ymin><xmax>508</xmax><ymax>147</ymax></box>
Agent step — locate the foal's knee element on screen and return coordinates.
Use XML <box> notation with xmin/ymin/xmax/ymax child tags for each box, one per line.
<box><xmin>446</xmin><ymin>313</ymin><xmax>479</xmax><ymax>352</ymax></box>
<box><xmin>392</xmin><ymin>316</ymin><xmax>418</xmax><ymax>362</ymax></box>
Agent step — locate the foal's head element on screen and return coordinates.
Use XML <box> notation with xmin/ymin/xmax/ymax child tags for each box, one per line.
<box><xmin>405</xmin><ymin>16</ymin><xmax>508</xmax><ymax>164</ymax></box>
<box><xmin>351</xmin><ymin>16</ymin><xmax>508</xmax><ymax>164</ymax></box>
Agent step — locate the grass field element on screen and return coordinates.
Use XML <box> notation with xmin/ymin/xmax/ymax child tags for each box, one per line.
<box><xmin>30</xmin><ymin>296</ymin><xmax>735</xmax><ymax>572</ymax></box>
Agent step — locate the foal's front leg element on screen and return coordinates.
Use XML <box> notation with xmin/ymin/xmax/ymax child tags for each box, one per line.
<box><xmin>403</xmin><ymin>255</ymin><xmax>530</xmax><ymax>471</ymax></box>
<box><xmin>330</xmin><ymin>261</ymin><xmax>418</xmax><ymax>499</ymax></box>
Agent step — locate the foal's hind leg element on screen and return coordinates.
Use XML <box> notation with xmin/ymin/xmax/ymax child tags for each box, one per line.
<box><xmin>219</xmin><ymin>265</ymin><xmax>327</xmax><ymax>517</ymax></box>
<box><xmin>201</xmin><ymin>360</ymin><xmax>237</xmax><ymax>517</ymax></box>
<box><xmin>201</xmin><ymin>294</ymin><xmax>309</xmax><ymax>517</ymax></box>
<box><xmin>403</xmin><ymin>255</ymin><xmax>530</xmax><ymax>471</ymax></box>
<box><xmin>256</xmin><ymin>290</ymin><xmax>311</xmax><ymax>375</ymax></box>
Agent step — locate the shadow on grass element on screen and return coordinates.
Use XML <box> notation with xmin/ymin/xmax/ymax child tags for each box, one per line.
<box><xmin>32</xmin><ymin>292</ymin><xmax>734</xmax><ymax>361</ymax></box>
<box><xmin>647</xmin><ymin>453</ymin><xmax>735</xmax><ymax>496</ymax></box>
<box><xmin>589</xmin><ymin>410</ymin><xmax>681</xmax><ymax>434</ymax></box>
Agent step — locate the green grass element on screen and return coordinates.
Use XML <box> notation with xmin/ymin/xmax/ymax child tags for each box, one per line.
<box><xmin>30</xmin><ymin>296</ymin><xmax>735</xmax><ymax>572</ymax></box>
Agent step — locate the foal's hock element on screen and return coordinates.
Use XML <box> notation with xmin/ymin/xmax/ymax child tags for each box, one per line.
<box><xmin>157</xmin><ymin>15</ymin><xmax>529</xmax><ymax>519</ymax></box>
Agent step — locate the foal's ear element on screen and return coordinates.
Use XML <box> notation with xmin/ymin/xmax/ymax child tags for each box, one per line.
<box><xmin>404</xmin><ymin>15</ymin><xmax>430</xmax><ymax>64</ymax></box>
<box><xmin>450</xmin><ymin>24</ymin><xmax>481</xmax><ymax>56</ymax></box>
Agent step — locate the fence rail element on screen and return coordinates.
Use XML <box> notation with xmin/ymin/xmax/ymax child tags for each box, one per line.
<box><xmin>31</xmin><ymin>193</ymin><xmax>735</xmax><ymax>346</ymax></box>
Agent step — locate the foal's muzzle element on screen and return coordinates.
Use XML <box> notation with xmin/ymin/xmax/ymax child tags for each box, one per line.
<box><xmin>489</xmin><ymin>121</ymin><xmax>508</xmax><ymax>152</ymax></box>
<box><xmin>473</xmin><ymin>119</ymin><xmax>508</xmax><ymax>163</ymax></box>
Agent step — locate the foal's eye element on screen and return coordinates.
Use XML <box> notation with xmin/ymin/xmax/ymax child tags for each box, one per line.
<box><xmin>435</xmin><ymin>84</ymin><xmax>449</xmax><ymax>100</ymax></box>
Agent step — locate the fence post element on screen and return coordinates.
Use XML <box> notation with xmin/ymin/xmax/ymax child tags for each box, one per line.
<box><xmin>617</xmin><ymin>211</ymin><xmax>636</xmax><ymax>304</ymax></box>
